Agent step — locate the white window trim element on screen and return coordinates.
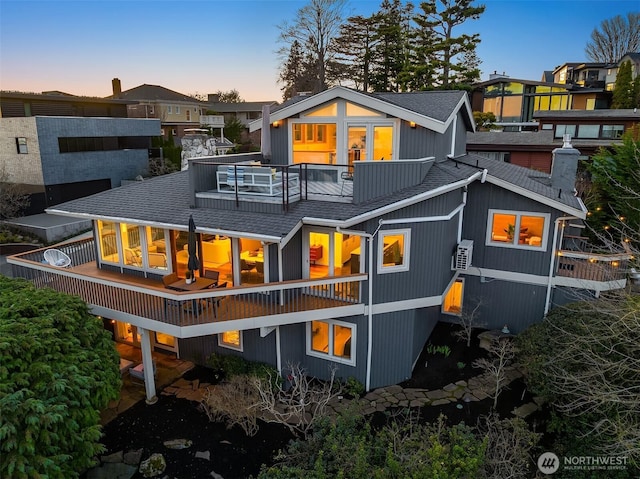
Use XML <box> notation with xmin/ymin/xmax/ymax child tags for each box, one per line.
<box><xmin>485</xmin><ymin>209</ymin><xmax>550</xmax><ymax>251</ymax></box>
<box><xmin>218</xmin><ymin>331</ymin><xmax>243</xmax><ymax>352</ymax></box>
<box><xmin>441</xmin><ymin>277</ymin><xmax>464</xmax><ymax>316</ymax></box>
<box><xmin>176</xmin><ymin>105</ymin><xmax>181</xmax><ymax>114</ymax></box>
<box><xmin>306</xmin><ymin>319</ymin><xmax>356</xmax><ymax>366</ymax></box>
<box><xmin>97</xmin><ymin>222</ymin><xmax>172</xmax><ymax>274</ymax></box>
<box><xmin>377</xmin><ymin>228</ymin><xmax>411</xmax><ymax>274</ymax></box>
<box><xmin>167</xmin><ymin>105</ymin><xmax>172</xmax><ymax>114</ymax></box>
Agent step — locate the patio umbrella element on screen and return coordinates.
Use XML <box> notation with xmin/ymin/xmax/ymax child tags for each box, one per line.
<box><xmin>187</xmin><ymin>214</ymin><xmax>200</xmax><ymax>278</ymax></box>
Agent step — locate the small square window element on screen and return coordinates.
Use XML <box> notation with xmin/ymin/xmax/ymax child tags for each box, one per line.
<box><xmin>16</xmin><ymin>137</ymin><xmax>28</xmax><ymax>154</ymax></box>
<box><xmin>308</xmin><ymin>320</ymin><xmax>355</xmax><ymax>365</ymax></box>
<box><xmin>378</xmin><ymin>229</ymin><xmax>410</xmax><ymax>273</ymax></box>
<box><xmin>219</xmin><ymin>330</ymin><xmax>243</xmax><ymax>351</ymax></box>
<box><xmin>486</xmin><ymin>210</ymin><xmax>549</xmax><ymax>250</ymax></box>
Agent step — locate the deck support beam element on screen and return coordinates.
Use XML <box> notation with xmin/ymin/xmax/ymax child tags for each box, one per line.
<box><xmin>139</xmin><ymin>327</ymin><xmax>158</xmax><ymax>404</ymax></box>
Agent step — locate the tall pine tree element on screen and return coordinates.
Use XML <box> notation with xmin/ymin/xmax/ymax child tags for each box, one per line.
<box><xmin>413</xmin><ymin>0</ymin><xmax>485</xmax><ymax>89</ymax></box>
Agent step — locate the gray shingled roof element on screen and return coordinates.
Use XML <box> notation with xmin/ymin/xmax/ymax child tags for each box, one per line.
<box><xmin>366</xmin><ymin>91</ymin><xmax>466</xmax><ymax>123</ymax></box>
<box><xmin>270</xmin><ymin>89</ymin><xmax>466</xmax><ymax>123</ymax></box>
<box><xmin>468</xmin><ymin>130</ymin><xmax>622</xmax><ymax>149</ymax></box>
<box><xmin>49</xmin><ymin>154</ymin><xmax>583</xmax><ymax>239</ymax></box>
<box><xmin>115</xmin><ymin>84</ymin><xmax>204</xmax><ymax>103</ymax></box>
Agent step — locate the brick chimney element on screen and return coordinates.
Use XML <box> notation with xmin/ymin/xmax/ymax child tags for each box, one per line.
<box><xmin>112</xmin><ymin>78</ymin><xmax>122</xmax><ymax>98</ymax></box>
<box><xmin>208</xmin><ymin>93</ymin><xmax>220</xmax><ymax>102</ymax></box>
<box><xmin>550</xmin><ymin>134</ymin><xmax>580</xmax><ymax>194</ymax></box>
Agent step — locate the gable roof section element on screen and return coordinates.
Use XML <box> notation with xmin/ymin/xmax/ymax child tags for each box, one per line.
<box><xmin>114</xmin><ymin>84</ymin><xmax>204</xmax><ymax>104</ymax></box>
<box><xmin>455</xmin><ymin>154</ymin><xmax>586</xmax><ymax>218</ymax></box>
<box><xmin>250</xmin><ymin>86</ymin><xmax>474</xmax><ymax>134</ymax></box>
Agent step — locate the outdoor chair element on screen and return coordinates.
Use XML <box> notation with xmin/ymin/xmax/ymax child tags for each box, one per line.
<box><xmin>129</xmin><ymin>360</ymin><xmax>157</xmax><ymax>384</ymax></box>
<box><xmin>203</xmin><ymin>270</ymin><xmax>220</xmax><ymax>286</ymax></box>
<box><xmin>340</xmin><ymin>170</ymin><xmax>353</xmax><ymax>196</ymax></box>
<box><xmin>203</xmin><ymin>281</ymin><xmax>228</xmax><ymax>316</ymax></box>
<box><xmin>43</xmin><ymin>249</ymin><xmax>72</xmax><ymax>268</ymax></box>
<box><xmin>162</xmin><ymin>273</ymin><xmax>179</xmax><ymax>289</ymax></box>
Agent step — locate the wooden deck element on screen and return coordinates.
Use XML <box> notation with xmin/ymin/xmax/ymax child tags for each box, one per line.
<box><xmin>10</xmin><ymin>246</ymin><xmax>365</xmax><ymax>332</ymax></box>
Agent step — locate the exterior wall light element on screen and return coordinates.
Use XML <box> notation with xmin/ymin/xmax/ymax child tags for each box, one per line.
<box><xmin>273</xmin><ymin>121</ymin><xmax>280</xmax><ymax>128</ymax></box>
<box><xmin>409</xmin><ymin>121</ymin><xmax>416</xmax><ymax>128</ymax></box>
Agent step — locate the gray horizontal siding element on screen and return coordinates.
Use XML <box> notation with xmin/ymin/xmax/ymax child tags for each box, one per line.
<box><xmin>359</xmin><ymin>189</ymin><xmax>463</xmax><ymax>303</ymax></box>
<box><xmin>399</xmin><ymin>122</ymin><xmax>452</xmax><ymax>161</ymax></box>
<box><xmin>450</xmin><ymin>275</ymin><xmax>548</xmax><ymax>333</ymax></box>
<box><xmin>178</xmin><ymin>328</ymin><xmax>277</xmax><ymax>366</ymax></box>
<box><xmin>461</xmin><ymin>182</ymin><xmax>559</xmax><ymax>276</ymax></box>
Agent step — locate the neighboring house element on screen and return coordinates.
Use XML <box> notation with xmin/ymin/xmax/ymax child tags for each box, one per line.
<box><xmin>111</xmin><ymin>79</ymin><xmax>211</xmax><ymax>143</ymax></box>
<box><xmin>550</xmin><ymin>61</ymin><xmax>613</xmax><ymax>89</ymax></box>
<box><xmin>206</xmin><ymin>94</ymin><xmax>278</xmax><ymax>144</ymax></box>
<box><xmin>467</xmin><ymin>108</ymin><xmax>640</xmax><ymax>173</ymax></box>
<box><xmin>9</xmin><ymin>86</ymin><xmax>631</xmax><ymax>404</ymax></box>
<box><xmin>470</xmin><ymin>76</ymin><xmax>611</xmax><ymax>129</ymax></box>
<box><xmin>0</xmin><ymin>90</ymin><xmax>160</xmax><ymax>214</ymax></box>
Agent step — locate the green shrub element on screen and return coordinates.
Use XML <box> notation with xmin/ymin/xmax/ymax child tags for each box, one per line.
<box><xmin>0</xmin><ymin>277</ymin><xmax>121</xmax><ymax>478</ymax></box>
<box><xmin>257</xmin><ymin>409</ymin><xmax>486</xmax><ymax>478</ymax></box>
<box><xmin>206</xmin><ymin>353</ymin><xmax>281</xmax><ymax>389</ymax></box>
<box><xmin>343</xmin><ymin>376</ymin><xmax>365</xmax><ymax>398</ymax></box>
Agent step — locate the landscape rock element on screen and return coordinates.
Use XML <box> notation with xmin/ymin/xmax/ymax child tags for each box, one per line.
<box><xmin>86</xmin><ymin>462</ymin><xmax>137</xmax><ymax>479</ymax></box>
<box><xmin>124</xmin><ymin>448</ymin><xmax>144</xmax><ymax>465</ymax></box>
<box><xmin>163</xmin><ymin>438</ymin><xmax>193</xmax><ymax>449</ymax></box>
<box><xmin>139</xmin><ymin>453</ymin><xmax>166</xmax><ymax>478</ymax></box>
<box><xmin>195</xmin><ymin>450</ymin><xmax>211</xmax><ymax>460</ymax></box>
<box><xmin>101</xmin><ymin>450</ymin><xmax>123</xmax><ymax>463</ymax></box>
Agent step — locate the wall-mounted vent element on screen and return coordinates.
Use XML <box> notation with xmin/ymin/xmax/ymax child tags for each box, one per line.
<box><xmin>455</xmin><ymin>240</ymin><xmax>474</xmax><ymax>270</ymax></box>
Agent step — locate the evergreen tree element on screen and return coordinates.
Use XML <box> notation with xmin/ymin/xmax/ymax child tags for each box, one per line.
<box><xmin>331</xmin><ymin>14</ymin><xmax>380</xmax><ymax>91</ymax></box>
<box><xmin>370</xmin><ymin>0</ymin><xmax>414</xmax><ymax>92</ymax></box>
<box><xmin>412</xmin><ymin>0</ymin><xmax>485</xmax><ymax>89</ymax></box>
<box><xmin>0</xmin><ymin>277</ymin><xmax>121</xmax><ymax>478</ymax></box>
<box><xmin>586</xmin><ymin>127</ymin><xmax>640</xmax><ymax>245</ymax></box>
<box><xmin>279</xmin><ymin>40</ymin><xmax>316</xmax><ymax>100</ymax></box>
<box><xmin>612</xmin><ymin>60</ymin><xmax>638</xmax><ymax>109</ymax></box>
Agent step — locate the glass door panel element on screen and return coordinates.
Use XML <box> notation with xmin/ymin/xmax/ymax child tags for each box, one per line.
<box><xmin>309</xmin><ymin>231</ymin><xmax>331</xmax><ymax>278</ymax></box>
<box><xmin>373</xmin><ymin>126</ymin><xmax>393</xmax><ymax>161</ymax></box>
<box><xmin>347</xmin><ymin>126</ymin><xmax>367</xmax><ymax>166</ymax></box>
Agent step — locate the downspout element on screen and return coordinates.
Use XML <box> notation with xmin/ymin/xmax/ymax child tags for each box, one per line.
<box><xmin>544</xmin><ymin>216</ymin><xmax>576</xmax><ymax>315</ymax></box>
<box><xmin>337</xmin><ymin>225</ymin><xmax>380</xmax><ymax>392</ymax></box>
<box><xmin>275</xmin><ymin>326</ymin><xmax>282</xmax><ymax>375</ymax></box>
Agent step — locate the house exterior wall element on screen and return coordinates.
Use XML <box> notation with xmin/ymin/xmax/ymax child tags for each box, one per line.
<box><xmin>0</xmin><ymin>117</ymin><xmax>44</xmax><ymax>186</ymax></box>
<box><xmin>178</xmin><ymin>327</ymin><xmax>277</xmax><ymax>365</ymax></box>
<box><xmin>281</xmin><ymin>231</ymin><xmax>303</xmax><ymax>281</ymax></box>
<box><xmin>454</xmin><ymin>275</ymin><xmax>548</xmax><ymax>333</ymax></box>
<box><xmin>271</xmin><ymin>119</ymin><xmax>291</xmax><ymax>165</ymax></box>
<box><xmin>35</xmin><ymin>117</ymin><xmax>159</xmax><ymax>188</ymax></box>
<box><xmin>398</xmin><ymin>122</ymin><xmax>451</xmax><ymax>160</ymax></box>
<box><xmin>362</xmin><ymin>189</ymin><xmax>462</xmax><ymax>304</ymax></box>
<box><xmin>454</xmin><ymin>110</ymin><xmax>469</xmax><ymax>156</ymax></box>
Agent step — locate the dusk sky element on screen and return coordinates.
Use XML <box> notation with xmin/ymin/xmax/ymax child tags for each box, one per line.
<box><xmin>1</xmin><ymin>0</ymin><xmax>637</xmax><ymax>102</ymax></box>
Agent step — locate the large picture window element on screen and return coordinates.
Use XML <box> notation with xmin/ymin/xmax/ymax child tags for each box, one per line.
<box><xmin>378</xmin><ymin>229</ymin><xmax>410</xmax><ymax>273</ymax></box>
<box><xmin>308</xmin><ymin>319</ymin><xmax>355</xmax><ymax>365</ymax></box>
<box><xmin>486</xmin><ymin>210</ymin><xmax>549</xmax><ymax>250</ymax></box>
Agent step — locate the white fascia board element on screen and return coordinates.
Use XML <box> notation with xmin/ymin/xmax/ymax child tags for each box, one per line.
<box><xmin>303</xmin><ymin>172</ymin><xmax>482</xmax><ymax>229</ymax></box>
<box><xmin>259</xmin><ymin>86</ymin><xmax>453</xmax><ymax>134</ymax></box>
<box><xmin>45</xmin><ymin>208</ymin><xmax>282</xmax><ymax>243</ymax></box>
<box><xmin>369</xmin><ymin>295</ymin><xmax>443</xmax><ymax>315</ymax></box>
<box><xmin>484</xmin><ymin>176</ymin><xmax>588</xmax><ymax>219</ymax></box>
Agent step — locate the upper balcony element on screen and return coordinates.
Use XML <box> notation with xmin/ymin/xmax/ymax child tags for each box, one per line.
<box><xmin>555</xmin><ymin>234</ymin><xmax>633</xmax><ymax>291</ymax></box>
<box><xmin>188</xmin><ymin>155</ymin><xmax>437</xmax><ymax>210</ymax></box>
<box><xmin>8</xmin><ymin>238</ymin><xmax>366</xmax><ymax>338</ymax></box>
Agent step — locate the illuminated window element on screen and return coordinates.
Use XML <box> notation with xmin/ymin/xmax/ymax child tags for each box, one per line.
<box><xmin>122</xmin><ymin>224</ymin><xmax>143</xmax><ymax>268</ymax></box>
<box><xmin>146</xmin><ymin>226</ymin><xmax>168</xmax><ymax>270</ymax></box>
<box><xmin>219</xmin><ymin>330</ymin><xmax>243</xmax><ymax>351</ymax></box>
<box><xmin>378</xmin><ymin>229</ymin><xmax>410</xmax><ymax>273</ymax></box>
<box><xmin>346</xmin><ymin>102</ymin><xmax>382</xmax><ymax>116</ymax></box>
<box><xmin>308</xmin><ymin>320</ymin><xmax>355</xmax><ymax>365</ymax></box>
<box><xmin>486</xmin><ymin>210</ymin><xmax>549</xmax><ymax>249</ymax></box>
<box><xmin>98</xmin><ymin>220</ymin><xmax>119</xmax><ymax>263</ymax></box>
<box><xmin>443</xmin><ymin>279</ymin><xmax>464</xmax><ymax>315</ymax></box>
